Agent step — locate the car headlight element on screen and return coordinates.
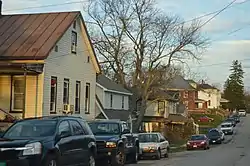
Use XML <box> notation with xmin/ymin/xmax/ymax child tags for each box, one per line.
<box><xmin>187</xmin><ymin>142</ymin><xmax>190</xmax><ymax>145</ymax></box>
<box><xmin>201</xmin><ymin>141</ymin><xmax>205</xmax><ymax>144</ymax></box>
<box><xmin>106</xmin><ymin>142</ymin><xmax>117</xmax><ymax>148</ymax></box>
<box><xmin>22</xmin><ymin>142</ymin><xmax>42</xmax><ymax>156</ymax></box>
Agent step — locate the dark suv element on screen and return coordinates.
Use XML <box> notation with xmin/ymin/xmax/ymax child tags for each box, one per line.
<box><xmin>88</xmin><ymin>120</ymin><xmax>139</xmax><ymax>166</ymax></box>
<box><xmin>0</xmin><ymin>116</ymin><xmax>96</xmax><ymax>166</ymax></box>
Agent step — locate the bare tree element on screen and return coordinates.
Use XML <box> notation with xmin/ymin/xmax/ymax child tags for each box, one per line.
<box><xmin>86</xmin><ymin>0</ymin><xmax>208</xmax><ymax>131</ymax></box>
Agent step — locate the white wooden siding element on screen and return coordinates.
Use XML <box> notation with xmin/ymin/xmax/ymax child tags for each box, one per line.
<box><xmin>43</xmin><ymin>17</ymin><xmax>97</xmax><ymax>120</ymax></box>
<box><xmin>104</xmin><ymin>92</ymin><xmax>129</xmax><ymax>110</ymax></box>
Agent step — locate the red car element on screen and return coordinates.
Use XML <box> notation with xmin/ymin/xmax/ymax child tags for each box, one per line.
<box><xmin>198</xmin><ymin>116</ymin><xmax>214</xmax><ymax>122</ymax></box>
<box><xmin>186</xmin><ymin>134</ymin><xmax>210</xmax><ymax>150</ymax></box>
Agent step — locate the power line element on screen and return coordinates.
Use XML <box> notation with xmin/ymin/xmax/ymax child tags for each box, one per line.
<box><xmin>3</xmin><ymin>0</ymin><xmax>89</xmax><ymax>12</ymax></box>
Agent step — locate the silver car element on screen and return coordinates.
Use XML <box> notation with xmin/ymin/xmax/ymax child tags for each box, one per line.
<box><xmin>138</xmin><ymin>132</ymin><xmax>169</xmax><ymax>160</ymax></box>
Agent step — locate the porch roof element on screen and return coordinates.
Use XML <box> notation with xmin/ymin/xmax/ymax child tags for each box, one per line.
<box><xmin>195</xmin><ymin>99</ymin><xmax>206</xmax><ymax>103</ymax></box>
<box><xmin>0</xmin><ymin>62</ymin><xmax>44</xmax><ymax>74</ymax></box>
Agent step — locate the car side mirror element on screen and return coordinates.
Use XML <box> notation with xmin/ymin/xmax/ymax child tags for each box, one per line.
<box><xmin>122</xmin><ymin>129</ymin><xmax>130</xmax><ymax>134</ymax></box>
<box><xmin>160</xmin><ymin>138</ymin><xmax>165</xmax><ymax>142</ymax></box>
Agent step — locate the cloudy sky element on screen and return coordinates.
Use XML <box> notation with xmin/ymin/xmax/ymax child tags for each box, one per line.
<box><xmin>2</xmin><ymin>0</ymin><xmax>250</xmax><ymax>89</ymax></box>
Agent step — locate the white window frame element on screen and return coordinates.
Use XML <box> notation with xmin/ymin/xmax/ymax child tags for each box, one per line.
<box><xmin>75</xmin><ymin>81</ymin><xmax>81</xmax><ymax>114</ymax></box>
<box><xmin>63</xmin><ymin>79</ymin><xmax>70</xmax><ymax>105</ymax></box>
<box><xmin>85</xmin><ymin>83</ymin><xmax>90</xmax><ymax>114</ymax></box>
<box><xmin>12</xmin><ymin>76</ymin><xmax>25</xmax><ymax>112</ymax></box>
<box><xmin>71</xmin><ymin>31</ymin><xmax>77</xmax><ymax>53</ymax></box>
<box><xmin>50</xmin><ymin>76</ymin><xmax>57</xmax><ymax>113</ymax></box>
<box><xmin>121</xmin><ymin>96</ymin><xmax>124</xmax><ymax>109</ymax></box>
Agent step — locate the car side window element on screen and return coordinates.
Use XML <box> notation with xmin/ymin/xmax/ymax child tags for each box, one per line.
<box><xmin>122</xmin><ymin>123</ymin><xmax>129</xmax><ymax>131</ymax></box>
<box><xmin>69</xmin><ymin>120</ymin><xmax>85</xmax><ymax>135</ymax></box>
<box><xmin>58</xmin><ymin>121</ymin><xmax>71</xmax><ymax>136</ymax></box>
<box><xmin>79</xmin><ymin>120</ymin><xmax>93</xmax><ymax>135</ymax></box>
<box><xmin>159</xmin><ymin>134</ymin><xmax>166</xmax><ymax>141</ymax></box>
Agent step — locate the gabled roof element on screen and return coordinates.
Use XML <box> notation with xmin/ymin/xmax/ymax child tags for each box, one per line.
<box><xmin>167</xmin><ymin>75</ymin><xmax>195</xmax><ymax>90</ymax></box>
<box><xmin>0</xmin><ymin>11</ymin><xmax>100</xmax><ymax>72</ymax></box>
<box><xmin>198</xmin><ymin>84</ymin><xmax>218</xmax><ymax>90</ymax></box>
<box><xmin>0</xmin><ymin>12</ymin><xmax>78</xmax><ymax>60</ymax></box>
<box><xmin>97</xmin><ymin>74</ymin><xmax>132</xmax><ymax>95</ymax></box>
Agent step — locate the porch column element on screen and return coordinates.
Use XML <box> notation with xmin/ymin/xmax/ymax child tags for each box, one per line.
<box><xmin>22</xmin><ymin>70</ymin><xmax>27</xmax><ymax>119</ymax></box>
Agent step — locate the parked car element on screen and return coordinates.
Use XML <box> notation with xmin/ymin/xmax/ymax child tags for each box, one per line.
<box><xmin>186</xmin><ymin>134</ymin><xmax>210</xmax><ymax>150</ymax></box>
<box><xmin>0</xmin><ymin>116</ymin><xmax>97</xmax><ymax>166</ymax></box>
<box><xmin>138</xmin><ymin>132</ymin><xmax>169</xmax><ymax>160</ymax></box>
<box><xmin>230</xmin><ymin>114</ymin><xmax>240</xmax><ymax>123</ymax></box>
<box><xmin>88</xmin><ymin>120</ymin><xmax>139</xmax><ymax>166</ymax></box>
<box><xmin>198</xmin><ymin>116</ymin><xmax>214</xmax><ymax>122</ymax></box>
<box><xmin>207</xmin><ymin>129</ymin><xmax>223</xmax><ymax>144</ymax></box>
<box><xmin>238</xmin><ymin>109</ymin><xmax>247</xmax><ymax>117</ymax></box>
<box><xmin>224</xmin><ymin>117</ymin><xmax>236</xmax><ymax>127</ymax></box>
<box><xmin>210</xmin><ymin>128</ymin><xmax>225</xmax><ymax>140</ymax></box>
<box><xmin>220</xmin><ymin>122</ymin><xmax>234</xmax><ymax>135</ymax></box>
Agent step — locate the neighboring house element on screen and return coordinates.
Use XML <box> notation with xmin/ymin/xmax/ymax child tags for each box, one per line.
<box><xmin>167</xmin><ymin>76</ymin><xmax>200</xmax><ymax>113</ymax></box>
<box><xmin>0</xmin><ymin>10</ymin><xmax>100</xmax><ymax>120</ymax></box>
<box><xmin>95</xmin><ymin>75</ymin><xmax>133</xmax><ymax>125</ymax></box>
<box><xmin>188</xmin><ymin>80</ymin><xmax>221</xmax><ymax>109</ymax></box>
<box><xmin>138</xmin><ymin>90</ymin><xmax>178</xmax><ymax>132</ymax></box>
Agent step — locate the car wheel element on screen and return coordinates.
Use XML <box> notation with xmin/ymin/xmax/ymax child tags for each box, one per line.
<box><xmin>113</xmin><ymin>146</ymin><xmax>126</xmax><ymax>166</ymax></box>
<box><xmin>156</xmin><ymin>149</ymin><xmax>161</xmax><ymax>160</ymax></box>
<box><xmin>164</xmin><ymin>147</ymin><xmax>169</xmax><ymax>158</ymax></box>
<box><xmin>43</xmin><ymin>156</ymin><xmax>57</xmax><ymax>166</ymax></box>
<box><xmin>131</xmin><ymin>146</ymin><xmax>139</xmax><ymax>163</ymax></box>
<box><xmin>88</xmin><ymin>153</ymin><xmax>96</xmax><ymax>166</ymax></box>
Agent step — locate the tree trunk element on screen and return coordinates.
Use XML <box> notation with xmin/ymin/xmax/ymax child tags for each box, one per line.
<box><xmin>133</xmin><ymin>99</ymin><xmax>147</xmax><ymax>133</ymax></box>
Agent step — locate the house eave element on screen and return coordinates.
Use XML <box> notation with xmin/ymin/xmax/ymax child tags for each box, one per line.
<box><xmin>96</xmin><ymin>83</ymin><xmax>133</xmax><ymax>96</ymax></box>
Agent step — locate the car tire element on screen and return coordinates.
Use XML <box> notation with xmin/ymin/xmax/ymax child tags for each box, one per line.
<box><xmin>112</xmin><ymin>146</ymin><xmax>126</xmax><ymax>166</ymax></box>
<box><xmin>156</xmin><ymin>149</ymin><xmax>161</xmax><ymax>160</ymax></box>
<box><xmin>88</xmin><ymin>152</ymin><xmax>96</xmax><ymax>166</ymax></box>
<box><xmin>164</xmin><ymin>147</ymin><xmax>169</xmax><ymax>158</ymax></box>
<box><xmin>43</xmin><ymin>155</ymin><xmax>58</xmax><ymax>166</ymax></box>
<box><xmin>131</xmin><ymin>146</ymin><xmax>139</xmax><ymax>163</ymax></box>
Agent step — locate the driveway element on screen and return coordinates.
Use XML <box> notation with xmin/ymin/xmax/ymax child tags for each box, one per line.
<box><xmin>129</xmin><ymin>115</ymin><xmax>249</xmax><ymax>166</ymax></box>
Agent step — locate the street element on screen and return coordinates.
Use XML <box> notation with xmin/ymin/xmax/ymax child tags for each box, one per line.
<box><xmin>129</xmin><ymin>115</ymin><xmax>250</xmax><ymax>166</ymax></box>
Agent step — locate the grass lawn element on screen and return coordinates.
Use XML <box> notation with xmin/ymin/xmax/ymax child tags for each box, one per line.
<box><xmin>190</xmin><ymin>114</ymin><xmax>225</xmax><ymax>134</ymax></box>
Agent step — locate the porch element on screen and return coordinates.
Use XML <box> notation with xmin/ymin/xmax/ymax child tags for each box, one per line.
<box><xmin>0</xmin><ymin>62</ymin><xmax>44</xmax><ymax>119</ymax></box>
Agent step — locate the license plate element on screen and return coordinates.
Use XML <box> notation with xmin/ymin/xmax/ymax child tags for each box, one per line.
<box><xmin>193</xmin><ymin>145</ymin><xmax>197</xmax><ymax>147</ymax></box>
<box><xmin>212</xmin><ymin>141</ymin><xmax>216</xmax><ymax>143</ymax></box>
<box><xmin>0</xmin><ymin>162</ymin><xmax>6</xmax><ymax>166</ymax></box>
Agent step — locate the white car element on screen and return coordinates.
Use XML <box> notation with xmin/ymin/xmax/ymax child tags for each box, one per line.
<box><xmin>238</xmin><ymin>110</ymin><xmax>247</xmax><ymax>117</ymax></box>
<box><xmin>138</xmin><ymin>132</ymin><xmax>170</xmax><ymax>160</ymax></box>
<box><xmin>220</xmin><ymin>122</ymin><xmax>234</xmax><ymax>135</ymax></box>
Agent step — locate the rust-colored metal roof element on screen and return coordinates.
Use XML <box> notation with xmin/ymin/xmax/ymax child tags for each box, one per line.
<box><xmin>0</xmin><ymin>11</ymin><xmax>79</xmax><ymax>60</ymax></box>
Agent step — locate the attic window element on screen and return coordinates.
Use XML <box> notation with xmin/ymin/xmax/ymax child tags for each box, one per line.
<box><xmin>71</xmin><ymin>31</ymin><xmax>77</xmax><ymax>54</ymax></box>
<box><xmin>73</xmin><ymin>20</ymin><xmax>76</xmax><ymax>29</ymax></box>
<box><xmin>55</xmin><ymin>45</ymin><xmax>58</xmax><ymax>52</ymax></box>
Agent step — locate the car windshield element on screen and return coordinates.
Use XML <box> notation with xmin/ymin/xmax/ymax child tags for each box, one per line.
<box><xmin>208</xmin><ymin>130</ymin><xmax>220</xmax><ymax>136</ymax></box>
<box><xmin>221</xmin><ymin>124</ymin><xmax>232</xmax><ymax>128</ymax></box>
<box><xmin>3</xmin><ymin>120</ymin><xmax>57</xmax><ymax>138</ymax></box>
<box><xmin>88</xmin><ymin>122</ymin><xmax>120</xmax><ymax>135</ymax></box>
<box><xmin>191</xmin><ymin>135</ymin><xmax>205</xmax><ymax>140</ymax></box>
<box><xmin>139</xmin><ymin>134</ymin><xmax>159</xmax><ymax>143</ymax></box>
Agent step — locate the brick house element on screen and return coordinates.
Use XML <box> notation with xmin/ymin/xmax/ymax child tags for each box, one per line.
<box><xmin>167</xmin><ymin>76</ymin><xmax>207</xmax><ymax>113</ymax></box>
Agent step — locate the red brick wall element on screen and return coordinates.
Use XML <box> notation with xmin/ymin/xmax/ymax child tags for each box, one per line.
<box><xmin>180</xmin><ymin>90</ymin><xmax>196</xmax><ymax>110</ymax></box>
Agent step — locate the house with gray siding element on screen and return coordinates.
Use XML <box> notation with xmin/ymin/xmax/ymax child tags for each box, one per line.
<box><xmin>95</xmin><ymin>75</ymin><xmax>133</xmax><ymax>122</ymax></box>
<box><xmin>0</xmin><ymin>10</ymin><xmax>101</xmax><ymax>120</ymax></box>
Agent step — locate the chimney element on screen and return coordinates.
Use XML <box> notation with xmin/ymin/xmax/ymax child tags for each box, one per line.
<box><xmin>0</xmin><ymin>0</ymin><xmax>2</xmax><ymax>16</ymax></box>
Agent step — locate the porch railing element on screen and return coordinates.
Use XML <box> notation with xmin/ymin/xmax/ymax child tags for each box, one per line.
<box><xmin>0</xmin><ymin>108</ymin><xmax>15</xmax><ymax>120</ymax></box>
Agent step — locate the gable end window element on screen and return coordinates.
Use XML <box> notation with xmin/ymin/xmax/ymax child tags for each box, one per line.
<box><xmin>71</xmin><ymin>31</ymin><xmax>77</xmax><ymax>54</ymax></box>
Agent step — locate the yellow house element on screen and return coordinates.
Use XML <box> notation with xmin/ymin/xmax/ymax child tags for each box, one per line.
<box><xmin>0</xmin><ymin>11</ymin><xmax>100</xmax><ymax>120</ymax></box>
